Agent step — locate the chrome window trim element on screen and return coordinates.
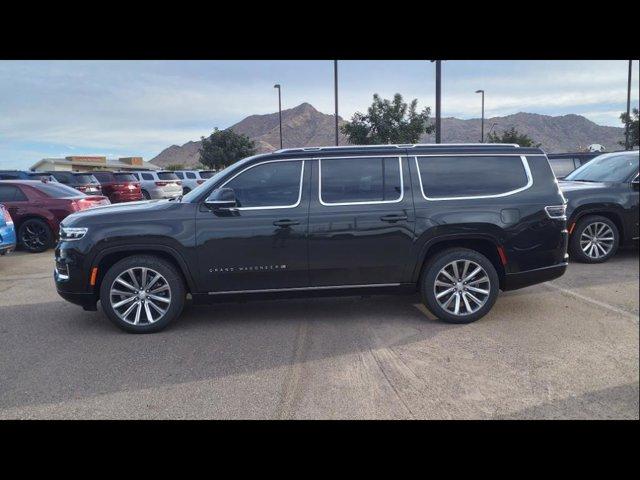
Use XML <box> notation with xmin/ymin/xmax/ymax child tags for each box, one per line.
<box><xmin>208</xmin><ymin>283</ymin><xmax>401</xmax><ymax>295</ymax></box>
<box><xmin>318</xmin><ymin>155</ymin><xmax>404</xmax><ymax>206</ymax></box>
<box><xmin>414</xmin><ymin>154</ymin><xmax>534</xmax><ymax>201</ymax></box>
<box><xmin>218</xmin><ymin>158</ymin><xmax>305</xmax><ymax>211</ymax></box>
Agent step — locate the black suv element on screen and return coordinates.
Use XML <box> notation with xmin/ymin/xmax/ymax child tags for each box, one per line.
<box><xmin>560</xmin><ymin>150</ymin><xmax>639</xmax><ymax>263</ymax></box>
<box><xmin>55</xmin><ymin>144</ymin><xmax>568</xmax><ymax>333</ymax></box>
<box><xmin>45</xmin><ymin>171</ymin><xmax>103</xmax><ymax>195</ymax></box>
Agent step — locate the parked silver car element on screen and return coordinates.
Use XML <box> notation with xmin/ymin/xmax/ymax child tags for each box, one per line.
<box><xmin>131</xmin><ymin>171</ymin><xmax>182</xmax><ymax>199</ymax></box>
<box><xmin>173</xmin><ymin>170</ymin><xmax>217</xmax><ymax>194</ymax></box>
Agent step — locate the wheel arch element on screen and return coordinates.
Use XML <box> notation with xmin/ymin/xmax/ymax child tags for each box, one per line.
<box><xmin>569</xmin><ymin>206</ymin><xmax>625</xmax><ymax>241</ymax></box>
<box><xmin>92</xmin><ymin>245</ymin><xmax>196</xmax><ymax>297</ymax></box>
<box><xmin>413</xmin><ymin>234</ymin><xmax>506</xmax><ymax>289</ymax></box>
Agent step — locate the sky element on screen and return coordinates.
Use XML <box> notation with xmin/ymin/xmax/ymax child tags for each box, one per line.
<box><xmin>0</xmin><ymin>60</ymin><xmax>638</xmax><ymax>169</ymax></box>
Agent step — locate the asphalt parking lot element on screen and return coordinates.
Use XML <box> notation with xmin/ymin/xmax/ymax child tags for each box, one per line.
<box><xmin>0</xmin><ymin>248</ymin><xmax>638</xmax><ymax>419</ymax></box>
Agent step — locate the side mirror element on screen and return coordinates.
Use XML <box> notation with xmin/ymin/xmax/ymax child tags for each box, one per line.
<box><xmin>205</xmin><ymin>188</ymin><xmax>237</xmax><ymax>209</ymax></box>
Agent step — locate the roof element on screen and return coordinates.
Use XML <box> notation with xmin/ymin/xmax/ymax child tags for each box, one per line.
<box><xmin>274</xmin><ymin>143</ymin><xmax>521</xmax><ymax>153</ymax></box>
<box><xmin>30</xmin><ymin>158</ymin><xmax>160</xmax><ymax>171</ymax></box>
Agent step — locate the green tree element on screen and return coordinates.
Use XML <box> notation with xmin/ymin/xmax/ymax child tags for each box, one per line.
<box><xmin>199</xmin><ymin>128</ymin><xmax>256</xmax><ymax>170</ymax></box>
<box><xmin>341</xmin><ymin>93</ymin><xmax>434</xmax><ymax>144</ymax></box>
<box><xmin>619</xmin><ymin>107</ymin><xmax>639</xmax><ymax>148</ymax></box>
<box><xmin>164</xmin><ymin>163</ymin><xmax>185</xmax><ymax>171</ymax></box>
<box><xmin>487</xmin><ymin>127</ymin><xmax>541</xmax><ymax>147</ymax></box>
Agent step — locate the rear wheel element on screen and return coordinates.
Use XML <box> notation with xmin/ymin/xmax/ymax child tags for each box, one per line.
<box><xmin>100</xmin><ymin>255</ymin><xmax>185</xmax><ymax>333</ymax></box>
<box><xmin>18</xmin><ymin>218</ymin><xmax>53</xmax><ymax>253</ymax></box>
<box><xmin>142</xmin><ymin>190</ymin><xmax>151</xmax><ymax>200</ymax></box>
<box><xmin>183</xmin><ymin>187</ymin><xmax>191</xmax><ymax>195</ymax></box>
<box><xmin>569</xmin><ymin>215</ymin><xmax>618</xmax><ymax>263</ymax></box>
<box><xmin>421</xmin><ymin>248</ymin><xmax>499</xmax><ymax>324</ymax></box>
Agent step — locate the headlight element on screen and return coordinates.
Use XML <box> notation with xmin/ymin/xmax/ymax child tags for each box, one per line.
<box><xmin>60</xmin><ymin>226</ymin><xmax>88</xmax><ymax>241</ymax></box>
<box><xmin>544</xmin><ymin>205</ymin><xmax>567</xmax><ymax>220</ymax></box>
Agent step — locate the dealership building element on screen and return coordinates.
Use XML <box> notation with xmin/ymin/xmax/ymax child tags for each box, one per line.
<box><xmin>30</xmin><ymin>155</ymin><xmax>160</xmax><ymax>172</ymax></box>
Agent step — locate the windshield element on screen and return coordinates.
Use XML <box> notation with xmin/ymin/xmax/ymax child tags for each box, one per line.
<box><xmin>33</xmin><ymin>183</ymin><xmax>84</xmax><ymax>198</ymax></box>
<box><xmin>73</xmin><ymin>174</ymin><xmax>99</xmax><ymax>184</ymax></box>
<box><xmin>113</xmin><ymin>173</ymin><xmax>137</xmax><ymax>182</ymax></box>
<box><xmin>182</xmin><ymin>157</ymin><xmax>259</xmax><ymax>202</ymax></box>
<box><xmin>565</xmin><ymin>152</ymin><xmax>639</xmax><ymax>182</ymax></box>
<box><xmin>157</xmin><ymin>172</ymin><xmax>180</xmax><ymax>180</ymax></box>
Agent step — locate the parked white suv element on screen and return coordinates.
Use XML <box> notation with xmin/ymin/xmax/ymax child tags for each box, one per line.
<box><xmin>174</xmin><ymin>170</ymin><xmax>217</xmax><ymax>194</ymax></box>
<box><xmin>131</xmin><ymin>171</ymin><xmax>182</xmax><ymax>199</ymax></box>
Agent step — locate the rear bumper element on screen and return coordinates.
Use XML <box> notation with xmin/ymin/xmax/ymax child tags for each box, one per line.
<box><xmin>502</xmin><ymin>261</ymin><xmax>568</xmax><ymax>291</ymax></box>
<box><xmin>110</xmin><ymin>192</ymin><xmax>143</xmax><ymax>203</ymax></box>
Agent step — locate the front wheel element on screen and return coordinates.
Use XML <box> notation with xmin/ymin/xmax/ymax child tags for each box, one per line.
<box><xmin>182</xmin><ymin>187</ymin><xmax>191</xmax><ymax>195</ymax></box>
<box><xmin>100</xmin><ymin>255</ymin><xmax>186</xmax><ymax>333</ymax></box>
<box><xmin>569</xmin><ymin>215</ymin><xmax>619</xmax><ymax>263</ymax></box>
<box><xmin>421</xmin><ymin>248</ymin><xmax>499</xmax><ymax>324</ymax></box>
<box><xmin>141</xmin><ymin>190</ymin><xmax>151</xmax><ymax>200</ymax></box>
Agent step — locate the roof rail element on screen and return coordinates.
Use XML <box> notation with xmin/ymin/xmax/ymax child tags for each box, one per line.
<box><xmin>274</xmin><ymin>143</ymin><xmax>520</xmax><ymax>153</ymax></box>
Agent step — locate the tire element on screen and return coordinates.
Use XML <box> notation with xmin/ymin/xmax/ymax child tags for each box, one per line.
<box><xmin>18</xmin><ymin>218</ymin><xmax>53</xmax><ymax>253</ymax></box>
<box><xmin>183</xmin><ymin>187</ymin><xmax>191</xmax><ymax>195</ymax></box>
<box><xmin>569</xmin><ymin>215</ymin><xmax>619</xmax><ymax>263</ymax></box>
<box><xmin>142</xmin><ymin>190</ymin><xmax>151</xmax><ymax>200</ymax></box>
<box><xmin>100</xmin><ymin>255</ymin><xmax>186</xmax><ymax>333</ymax></box>
<box><xmin>421</xmin><ymin>248</ymin><xmax>499</xmax><ymax>324</ymax></box>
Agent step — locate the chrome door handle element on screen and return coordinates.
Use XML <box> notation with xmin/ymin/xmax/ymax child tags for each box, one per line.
<box><xmin>273</xmin><ymin>219</ymin><xmax>300</xmax><ymax>227</ymax></box>
<box><xmin>380</xmin><ymin>214</ymin><xmax>408</xmax><ymax>222</ymax></box>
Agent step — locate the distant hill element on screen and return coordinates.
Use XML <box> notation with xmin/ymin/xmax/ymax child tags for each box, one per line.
<box><xmin>150</xmin><ymin>104</ymin><xmax>626</xmax><ymax>168</ymax></box>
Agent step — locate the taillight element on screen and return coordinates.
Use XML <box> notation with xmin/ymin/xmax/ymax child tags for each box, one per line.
<box><xmin>176</xmin><ymin>181</ymin><xmax>182</xmax><ymax>185</ymax></box>
<box><xmin>1</xmin><ymin>205</ymin><xmax>13</xmax><ymax>224</ymax></box>
<box><xmin>196</xmin><ymin>180</ymin><xmax>205</xmax><ymax>184</ymax></box>
<box><xmin>155</xmin><ymin>181</ymin><xmax>168</xmax><ymax>186</ymax></box>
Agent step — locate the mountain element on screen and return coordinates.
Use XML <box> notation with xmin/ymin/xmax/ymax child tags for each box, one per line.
<box><xmin>149</xmin><ymin>104</ymin><xmax>625</xmax><ymax>168</ymax></box>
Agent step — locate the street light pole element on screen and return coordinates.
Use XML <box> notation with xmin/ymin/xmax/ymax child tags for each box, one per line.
<box><xmin>475</xmin><ymin>89</ymin><xmax>485</xmax><ymax>143</ymax></box>
<box><xmin>435</xmin><ymin>60</ymin><xmax>442</xmax><ymax>143</ymax></box>
<box><xmin>334</xmin><ymin>60</ymin><xmax>339</xmax><ymax>146</ymax></box>
<box><xmin>625</xmin><ymin>60</ymin><xmax>632</xmax><ymax>150</ymax></box>
<box><xmin>274</xmin><ymin>84</ymin><xmax>283</xmax><ymax>149</ymax></box>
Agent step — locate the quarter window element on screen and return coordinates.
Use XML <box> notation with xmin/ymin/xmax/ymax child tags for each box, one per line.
<box><xmin>224</xmin><ymin>161</ymin><xmax>303</xmax><ymax>208</ymax></box>
<box><xmin>416</xmin><ymin>156</ymin><xmax>529</xmax><ymax>199</ymax></box>
<box><xmin>186</xmin><ymin>172</ymin><xmax>197</xmax><ymax>179</ymax></box>
<box><xmin>319</xmin><ymin>157</ymin><xmax>402</xmax><ymax>205</ymax></box>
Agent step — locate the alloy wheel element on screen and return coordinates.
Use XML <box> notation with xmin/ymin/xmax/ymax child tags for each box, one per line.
<box><xmin>21</xmin><ymin>223</ymin><xmax>47</xmax><ymax>250</ymax></box>
<box><xmin>433</xmin><ymin>259</ymin><xmax>491</xmax><ymax>316</ymax></box>
<box><xmin>580</xmin><ymin>222</ymin><xmax>615</xmax><ymax>260</ymax></box>
<box><xmin>109</xmin><ymin>267</ymin><xmax>172</xmax><ymax>325</ymax></box>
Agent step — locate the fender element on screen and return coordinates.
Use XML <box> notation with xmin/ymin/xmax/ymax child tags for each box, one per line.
<box><xmin>411</xmin><ymin>231</ymin><xmax>502</xmax><ymax>283</ymax></box>
<box><xmin>91</xmin><ymin>243</ymin><xmax>198</xmax><ymax>292</ymax></box>
<box><xmin>568</xmin><ymin>203</ymin><xmax>625</xmax><ymax>238</ymax></box>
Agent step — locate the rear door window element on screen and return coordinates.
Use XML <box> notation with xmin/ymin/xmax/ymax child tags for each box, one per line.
<box><xmin>0</xmin><ymin>185</ymin><xmax>28</xmax><ymax>201</ymax></box>
<box><xmin>141</xmin><ymin>173</ymin><xmax>154</xmax><ymax>181</ymax></box>
<box><xmin>415</xmin><ymin>155</ymin><xmax>530</xmax><ymax>200</ymax></box>
<box><xmin>319</xmin><ymin>157</ymin><xmax>402</xmax><ymax>205</ymax></box>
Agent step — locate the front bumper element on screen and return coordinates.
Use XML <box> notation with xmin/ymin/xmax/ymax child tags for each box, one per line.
<box><xmin>54</xmin><ymin>264</ymin><xmax>98</xmax><ymax>310</ymax></box>
<box><xmin>0</xmin><ymin>242</ymin><xmax>16</xmax><ymax>255</ymax></box>
<box><xmin>502</xmin><ymin>260</ymin><xmax>568</xmax><ymax>291</ymax></box>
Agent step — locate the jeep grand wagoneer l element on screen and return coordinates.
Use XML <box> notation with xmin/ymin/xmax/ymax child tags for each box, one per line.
<box><xmin>55</xmin><ymin>144</ymin><xmax>568</xmax><ymax>333</ymax></box>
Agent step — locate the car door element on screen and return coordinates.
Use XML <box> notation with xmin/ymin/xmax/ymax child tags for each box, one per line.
<box><xmin>195</xmin><ymin>158</ymin><xmax>310</xmax><ymax>293</ymax></box>
<box><xmin>628</xmin><ymin>173</ymin><xmax>639</xmax><ymax>239</ymax></box>
<box><xmin>307</xmin><ymin>155</ymin><xmax>416</xmax><ymax>286</ymax></box>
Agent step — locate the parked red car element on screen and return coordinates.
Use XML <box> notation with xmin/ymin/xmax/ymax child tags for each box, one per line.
<box><xmin>0</xmin><ymin>180</ymin><xmax>110</xmax><ymax>252</ymax></box>
<box><xmin>91</xmin><ymin>171</ymin><xmax>143</xmax><ymax>203</ymax></box>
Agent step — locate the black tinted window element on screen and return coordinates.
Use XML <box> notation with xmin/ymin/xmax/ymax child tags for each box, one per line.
<box><xmin>0</xmin><ymin>185</ymin><xmax>27</xmax><ymax>201</ymax></box>
<box><xmin>113</xmin><ymin>173</ymin><xmax>137</xmax><ymax>182</ymax></box>
<box><xmin>0</xmin><ymin>173</ymin><xmax>21</xmax><ymax>180</ymax></box>
<box><xmin>157</xmin><ymin>172</ymin><xmax>179</xmax><ymax>180</ymax></box>
<box><xmin>200</xmin><ymin>171</ymin><xmax>216</xmax><ymax>178</ymax></box>
<box><xmin>32</xmin><ymin>183</ymin><xmax>83</xmax><ymax>198</ymax></box>
<box><xmin>92</xmin><ymin>172</ymin><xmax>113</xmax><ymax>182</ymax></box>
<box><xmin>416</xmin><ymin>156</ymin><xmax>528</xmax><ymax>199</ymax></box>
<box><xmin>186</xmin><ymin>172</ymin><xmax>197</xmax><ymax>179</ymax></box>
<box><xmin>175</xmin><ymin>172</ymin><xmax>184</xmax><ymax>179</ymax></box>
<box><xmin>51</xmin><ymin>172</ymin><xmax>73</xmax><ymax>183</ymax></box>
<box><xmin>320</xmin><ymin>157</ymin><xmax>402</xmax><ymax>204</ymax></box>
<box><xmin>141</xmin><ymin>173</ymin><xmax>154</xmax><ymax>180</ymax></box>
<box><xmin>73</xmin><ymin>174</ymin><xmax>98</xmax><ymax>184</ymax></box>
<box><xmin>225</xmin><ymin>161</ymin><xmax>302</xmax><ymax>208</ymax></box>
